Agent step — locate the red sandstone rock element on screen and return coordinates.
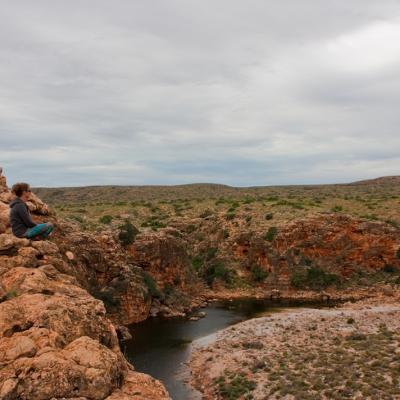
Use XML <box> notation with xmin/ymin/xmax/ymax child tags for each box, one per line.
<box><xmin>0</xmin><ymin>172</ymin><xmax>170</xmax><ymax>400</ymax></box>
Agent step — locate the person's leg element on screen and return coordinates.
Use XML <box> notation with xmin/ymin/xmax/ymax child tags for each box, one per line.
<box><xmin>43</xmin><ymin>223</ymin><xmax>54</xmax><ymax>238</ymax></box>
<box><xmin>25</xmin><ymin>223</ymin><xmax>53</xmax><ymax>239</ymax></box>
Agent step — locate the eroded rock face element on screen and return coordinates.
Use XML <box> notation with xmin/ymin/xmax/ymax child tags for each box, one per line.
<box><xmin>0</xmin><ymin>233</ymin><xmax>170</xmax><ymax>400</ymax></box>
<box><xmin>129</xmin><ymin>230</ymin><xmax>192</xmax><ymax>289</ymax></box>
<box><xmin>52</xmin><ymin>224</ymin><xmax>152</xmax><ymax>325</ymax></box>
<box><xmin>0</xmin><ymin>171</ymin><xmax>170</xmax><ymax>400</ymax></box>
<box><xmin>230</xmin><ymin>214</ymin><xmax>400</xmax><ymax>288</ymax></box>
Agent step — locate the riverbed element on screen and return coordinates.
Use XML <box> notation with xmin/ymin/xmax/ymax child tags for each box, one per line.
<box><xmin>124</xmin><ymin>298</ymin><xmax>328</xmax><ymax>400</ymax></box>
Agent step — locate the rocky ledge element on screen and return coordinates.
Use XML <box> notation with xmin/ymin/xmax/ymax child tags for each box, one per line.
<box><xmin>0</xmin><ymin>233</ymin><xmax>170</xmax><ymax>400</ymax></box>
<box><xmin>0</xmin><ymin>172</ymin><xmax>170</xmax><ymax>399</ymax></box>
<box><xmin>190</xmin><ymin>292</ymin><xmax>400</xmax><ymax>399</ymax></box>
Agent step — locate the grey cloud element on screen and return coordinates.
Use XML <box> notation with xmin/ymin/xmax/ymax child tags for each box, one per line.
<box><xmin>0</xmin><ymin>0</ymin><xmax>399</xmax><ymax>187</ymax></box>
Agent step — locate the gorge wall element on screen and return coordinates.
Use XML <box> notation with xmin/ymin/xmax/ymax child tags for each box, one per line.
<box><xmin>2</xmin><ymin>168</ymin><xmax>400</xmax><ymax>399</ymax></box>
<box><xmin>0</xmin><ymin>172</ymin><xmax>170</xmax><ymax>400</ymax></box>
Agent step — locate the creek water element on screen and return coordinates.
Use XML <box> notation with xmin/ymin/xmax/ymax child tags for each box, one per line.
<box><xmin>124</xmin><ymin>298</ymin><xmax>325</xmax><ymax>400</ymax></box>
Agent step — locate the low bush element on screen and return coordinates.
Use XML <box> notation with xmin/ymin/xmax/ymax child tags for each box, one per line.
<box><xmin>142</xmin><ymin>271</ymin><xmax>161</xmax><ymax>299</ymax></box>
<box><xmin>191</xmin><ymin>255</ymin><xmax>203</xmax><ymax>271</ymax></box>
<box><xmin>118</xmin><ymin>220</ymin><xmax>139</xmax><ymax>246</ymax></box>
<box><xmin>382</xmin><ymin>264</ymin><xmax>396</xmax><ymax>273</ymax></box>
<box><xmin>264</xmin><ymin>226</ymin><xmax>278</xmax><ymax>242</ymax></box>
<box><xmin>291</xmin><ymin>267</ymin><xmax>340</xmax><ymax>290</ymax></box>
<box><xmin>206</xmin><ymin>247</ymin><xmax>218</xmax><ymax>260</ymax></box>
<box><xmin>99</xmin><ymin>215</ymin><xmax>113</xmax><ymax>224</ymax></box>
<box><xmin>226</xmin><ymin>212</ymin><xmax>236</xmax><ymax>220</ymax></box>
<box><xmin>265</xmin><ymin>213</ymin><xmax>273</xmax><ymax>220</ymax></box>
<box><xmin>204</xmin><ymin>262</ymin><xmax>235</xmax><ymax>286</ymax></box>
<box><xmin>250</xmin><ymin>265</ymin><xmax>269</xmax><ymax>282</ymax></box>
<box><xmin>215</xmin><ymin>373</ymin><xmax>256</xmax><ymax>400</ymax></box>
<box><xmin>91</xmin><ymin>288</ymin><xmax>120</xmax><ymax>309</ymax></box>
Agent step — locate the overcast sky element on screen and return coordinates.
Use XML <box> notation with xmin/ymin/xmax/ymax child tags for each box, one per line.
<box><xmin>1</xmin><ymin>1</ymin><xmax>399</xmax><ymax>187</ymax></box>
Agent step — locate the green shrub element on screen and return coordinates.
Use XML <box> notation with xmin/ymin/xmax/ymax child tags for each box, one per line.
<box><xmin>206</xmin><ymin>247</ymin><xmax>218</xmax><ymax>260</ymax></box>
<box><xmin>226</xmin><ymin>212</ymin><xmax>236</xmax><ymax>220</ymax></box>
<box><xmin>331</xmin><ymin>205</ymin><xmax>343</xmax><ymax>212</ymax></box>
<box><xmin>291</xmin><ymin>267</ymin><xmax>340</xmax><ymax>290</ymax></box>
<box><xmin>99</xmin><ymin>215</ymin><xmax>113</xmax><ymax>224</ymax></box>
<box><xmin>251</xmin><ymin>265</ymin><xmax>268</xmax><ymax>282</ymax></box>
<box><xmin>191</xmin><ymin>256</ymin><xmax>203</xmax><ymax>271</ymax></box>
<box><xmin>265</xmin><ymin>213</ymin><xmax>273</xmax><ymax>220</ymax></box>
<box><xmin>204</xmin><ymin>262</ymin><xmax>235</xmax><ymax>286</ymax></box>
<box><xmin>118</xmin><ymin>220</ymin><xmax>139</xmax><ymax>246</ymax></box>
<box><xmin>91</xmin><ymin>288</ymin><xmax>120</xmax><ymax>309</ymax></box>
<box><xmin>382</xmin><ymin>264</ymin><xmax>396</xmax><ymax>273</ymax></box>
<box><xmin>264</xmin><ymin>226</ymin><xmax>278</xmax><ymax>242</ymax></box>
<box><xmin>142</xmin><ymin>271</ymin><xmax>161</xmax><ymax>298</ymax></box>
<box><xmin>215</xmin><ymin>373</ymin><xmax>256</xmax><ymax>400</ymax></box>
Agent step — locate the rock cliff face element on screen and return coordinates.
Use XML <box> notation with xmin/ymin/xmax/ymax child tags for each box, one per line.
<box><xmin>0</xmin><ymin>172</ymin><xmax>170</xmax><ymax>400</ymax></box>
<box><xmin>52</xmin><ymin>224</ymin><xmax>152</xmax><ymax>325</ymax></box>
<box><xmin>129</xmin><ymin>229</ymin><xmax>192</xmax><ymax>290</ymax></box>
<box><xmin>230</xmin><ymin>214</ymin><xmax>400</xmax><ymax>287</ymax></box>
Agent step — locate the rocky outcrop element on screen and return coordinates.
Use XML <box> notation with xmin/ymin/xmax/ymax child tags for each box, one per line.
<box><xmin>0</xmin><ymin>233</ymin><xmax>170</xmax><ymax>399</ymax></box>
<box><xmin>230</xmin><ymin>214</ymin><xmax>400</xmax><ymax>288</ymax></box>
<box><xmin>52</xmin><ymin>223</ymin><xmax>152</xmax><ymax>325</ymax></box>
<box><xmin>128</xmin><ymin>229</ymin><xmax>204</xmax><ymax>317</ymax></box>
<box><xmin>129</xmin><ymin>229</ymin><xmax>192</xmax><ymax>289</ymax></box>
<box><xmin>0</xmin><ymin>169</ymin><xmax>170</xmax><ymax>400</ymax></box>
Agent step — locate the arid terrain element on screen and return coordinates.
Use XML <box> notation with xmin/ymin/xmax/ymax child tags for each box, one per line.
<box><xmin>191</xmin><ymin>295</ymin><xmax>400</xmax><ymax>399</ymax></box>
<box><xmin>1</xmin><ymin>173</ymin><xmax>400</xmax><ymax>399</ymax></box>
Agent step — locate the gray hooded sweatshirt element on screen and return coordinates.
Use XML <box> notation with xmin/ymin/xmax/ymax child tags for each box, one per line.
<box><xmin>9</xmin><ymin>197</ymin><xmax>36</xmax><ymax>237</ymax></box>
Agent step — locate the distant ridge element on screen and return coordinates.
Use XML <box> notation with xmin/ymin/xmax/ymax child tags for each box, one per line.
<box><xmin>348</xmin><ymin>176</ymin><xmax>400</xmax><ymax>186</ymax></box>
<box><xmin>34</xmin><ymin>176</ymin><xmax>400</xmax><ymax>204</ymax></box>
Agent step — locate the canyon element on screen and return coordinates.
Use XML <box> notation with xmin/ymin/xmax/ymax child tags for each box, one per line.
<box><xmin>1</xmin><ymin>170</ymin><xmax>400</xmax><ymax>399</ymax></box>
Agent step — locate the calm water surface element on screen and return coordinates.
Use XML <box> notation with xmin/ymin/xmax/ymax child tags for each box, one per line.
<box><xmin>124</xmin><ymin>299</ymin><xmax>325</xmax><ymax>400</ymax></box>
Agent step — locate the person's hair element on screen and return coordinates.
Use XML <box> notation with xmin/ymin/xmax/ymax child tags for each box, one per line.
<box><xmin>11</xmin><ymin>182</ymin><xmax>31</xmax><ymax>197</ymax></box>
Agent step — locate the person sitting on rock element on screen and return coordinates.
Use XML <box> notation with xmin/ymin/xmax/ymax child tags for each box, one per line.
<box><xmin>9</xmin><ymin>182</ymin><xmax>54</xmax><ymax>239</ymax></box>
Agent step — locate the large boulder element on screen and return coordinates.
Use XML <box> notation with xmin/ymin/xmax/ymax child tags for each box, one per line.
<box><xmin>0</xmin><ymin>336</ymin><xmax>127</xmax><ymax>400</ymax></box>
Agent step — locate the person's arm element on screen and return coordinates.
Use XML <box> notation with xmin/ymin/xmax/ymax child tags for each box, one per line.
<box><xmin>16</xmin><ymin>203</ymin><xmax>36</xmax><ymax>228</ymax></box>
